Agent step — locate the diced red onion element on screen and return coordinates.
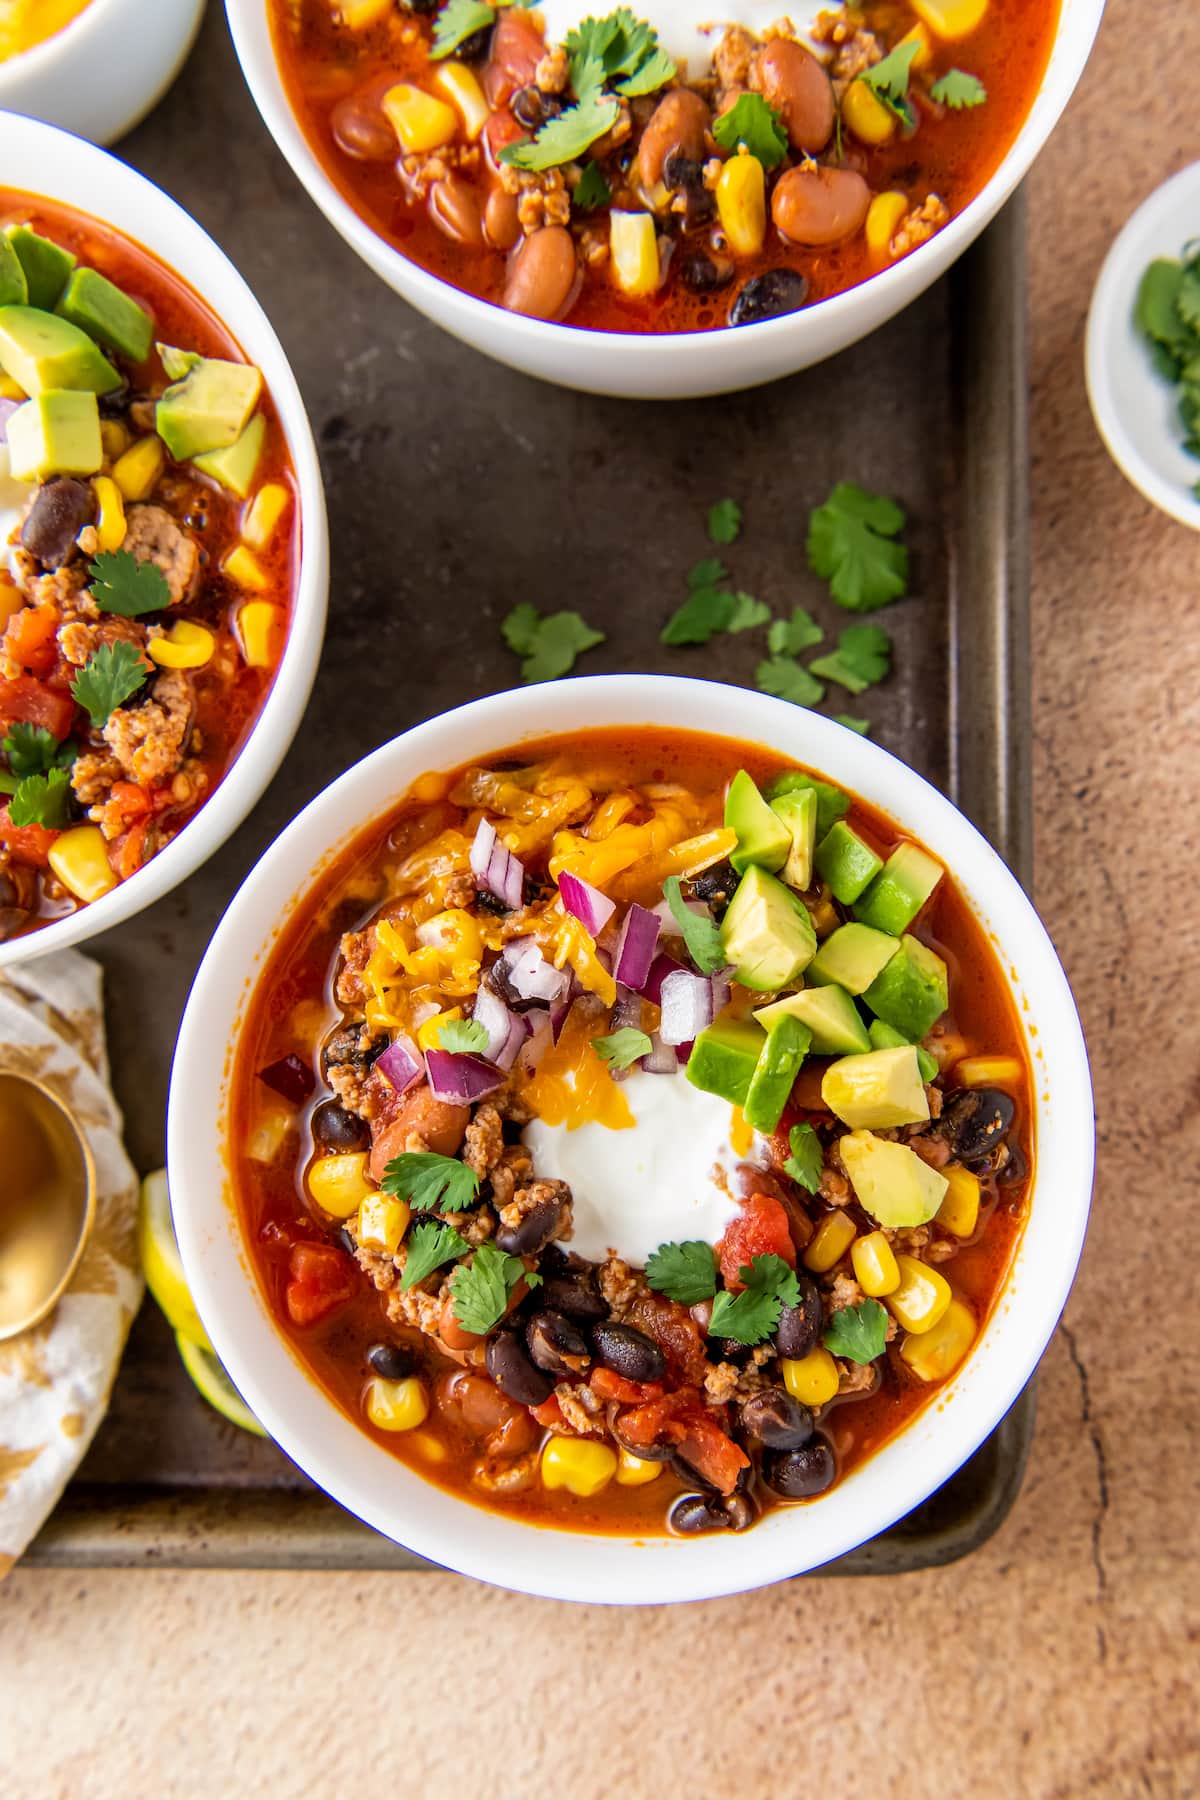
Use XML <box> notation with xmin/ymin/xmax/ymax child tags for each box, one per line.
<box><xmin>659</xmin><ymin>970</ymin><xmax>716</xmax><ymax>1046</ymax></box>
<box><xmin>518</xmin><ymin>1011</ymin><xmax>554</xmax><ymax>1075</ymax></box>
<box><xmin>612</xmin><ymin>902</ymin><xmax>660</xmax><ymax>991</ymax></box>
<box><xmin>558</xmin><ymin>871</ymin><xmax>616</xmax><ymax>937</ymax></box>
<box><xmin>651</xmin><ymin>896</ymin><xmax>710</xmax><ymax>931</ymax></box>
<box><xmin>501</xmin><ymin>936</ymin><xmax>570</xmax><ymax>1005</ymax></box>
<box><xmin>643</xmin><ymin>952</ymin><xmax>684</xmax><ymax>1006</ymax></box>
<box><xmin>257</xmin><ymin>1054</ymin><xmax>315</xmax><ymax>1106</ymax></box>
<box><xmin>425</xmin><ymin>1049</ymin><xmax>504</xmax><ymax>1105</ymax></box>
<box><xmin>0</xmin><ymin>397</ymin><xmax>21</xmax><ymax>444</ymax></box>
<box><xmin>375</xmin><ymin>1034</ymin><xmax>422</xmax><ymax>1095</ymax></box>
<box><xmin>710</xmin><ymin>971</ymin><xmax>733</xmax><ymax>1016</ymax></box>
<box><xmin>472</xmin><ymin>985</ymin><xmax>527</xmax><ymax>1072</ymax></box>
<box><xmin>643</xmin><ymin>1031</ymin><xmax>678</xmax><ymax>1074</ymax></box>
<box><xmin>470</xmin><ymin>818</ymin><xmax>523</xmax><ymax>911</ymax></box>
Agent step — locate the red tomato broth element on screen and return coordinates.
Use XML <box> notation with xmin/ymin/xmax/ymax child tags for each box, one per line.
<box><xmin>230</xmin><ymin>725</ymin><xmax>1033</xmax><ymax>1537</ymax></box>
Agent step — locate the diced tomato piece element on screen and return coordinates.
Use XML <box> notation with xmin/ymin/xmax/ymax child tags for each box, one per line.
<box><xmin>3</xmin><ymin>603</ymin><xmax>59</xmax><ymax>677</ymax></box>
<box><xmin>285</xmin><ymin>1241</ymin><xmax>356</xmax><ymax>1327</ymax></box>
<box><xmin>114</xmin><ymin>818</ymin><xmax>149</xmax><ymax>881</ymax></box>
<box><xmin>0</xmin><ymin>805</ymin><xmax>58</xmax><ymax>867</ymax></box>
<box><xmin>0</xmin><ymin>674</ymin><xmax>75</xmax><ymax>741</ymax></box>
<box><xmin>616</xmin><ymin>1389</ymin><xmax>696</xmax><ymax>1449</ymax></box>
<box><xmin>483</xmin><ymin>106</ymin><xmax>524</xmax><ymax>169</ymax></box>
<box><xmin>624</xmin><ymin>1291</ymin><xmax>709</xmax><ymax>1384</ymax></box>
<box><xmin>718</xmin><ymin>1192</ymin><xmax>797</xmax><ymax>1291</ymax></box>
<box><xmin>109</xmin><ymin>780</ymin><xmax>152</xmax><ymax>820</ymax></box>
<box><xmin>531</xmin><ymin>1394</ymin><xmax>565</xmax><ymax>1429</ymax></box>
<box><xmin>674</xmin><ymin>1415</ymin><xmax>751</xmax><ymax>1496</ymax></box>
<box><xmin>589</xmin><ymin>1367</ymin><xmax>664</xmax><ymax>1406</ymax></box>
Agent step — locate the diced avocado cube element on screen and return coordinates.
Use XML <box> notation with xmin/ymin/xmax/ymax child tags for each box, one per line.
<box><xmin>725</xmin><ymin>770</ymin><xmax>790</xmax><ymax>875</ymax></box>
<box><xmin>7</xmin><ymin>390</ymin><xmax>102</xmax><ymax>481</ymax></box>
<box><xmin>814</xmin><ymin>821</ymin><xmax>882</xmax><ymax>905</ymax></box>
<box><xmin>0</xmin><ymin>305</ymin><xmax>120</xmax><ymax>396</ymax></box>
<box><xmin>808</xmin><ymin>922</ymin><xmax>899</xmax><ymax>995</ymax></box>
<box><xmin>685</xmin><ymin>1012</ymin><xmax>767</xmax><ymax>1107</ymax></box>
<box><xmin>743</xmin><ymin>1014</ymin><xmax>811</xmax><ymax>1135</ymax></box>
<box><xmin>838</xmin><ymin>1129</ymin><xmax>948</xmax><ymax>1228</ymax></box>
<box><xmin>763</xmin><ymin>772</ymin><xmax>850</xmax><ymax>838</ymax></box>
<box><xmin>755</xmin><ymin>983</ymin><xmax>871</xmax><ymax>1057</ymax></box>
<box><xmin>853</xmin><ymin>841</ymin><xmax>943</xmax><ymax>934</ymax></box>
<box><xmin>770</xmin><ymin>787</ymin><xmax>817</xmax><ymax>890</ymax></box>
<box><xmin>869</xmin><ymin>1019</ymin><xmax>938</xmax><ymax>1083</ymax></box>
<box><xmin>721</xmin><ymin>864</ymin><xmax>817</xmax><ymax>992</ymax></box>
<box><xmin>5</xmin><ymin>227</ymin><xmax>76</xmax><ymax>310</ymax></box>
<box><xmin>57</xmin><ymin>266</ymin><xmax>153</xmax><ymax>364</ymax></box>
<box><xmin>862</xmin><ymin>933</ymin><xmax>948</xmax><ymax>1041</ymax></box>
<box><xmin>193</xmin><ymin>412</ymin><xmax>266</xmax><ymax>498</ymax></box>
<box><xmin>0</xmin><ymin>236</ymin><xmax>28</xmax><ymax>308</ymax></box>
<box><xmin>821</xmin><ymin>1046</ymin><xmax>929</xmax><ymax>1129</ymax></box>
<box><xmin>155</xmin><ymin>357</ymin><xmax>263</xmax><ymax>462</ymax></box>
<box><xmin>157</xmin><ymin>341</ymin><xmax>202</xmax><ymax>381</ymax></box>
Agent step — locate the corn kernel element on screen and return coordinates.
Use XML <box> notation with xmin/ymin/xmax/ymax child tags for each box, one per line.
<box><xmin>937</xmin><ymin>1165</ymin><xmax>980</xmax><ymax>1238</ymax></box>
<box><xmin>308</xmin><ymin>1151</ymin><xmax>373</xmax><ymax>1219</ymax></box>
<box><xmin>897</xmin><ymin>21</ymin><xmax>935</xmax><ymax>68</ymax></box>
<box><xmin>910</xmin><ymin>0</ymin><xmax>988</xmax><ymax>40</ymax></box>
<box><xmin>716</xmin><ymin>152</ymin><xmax>766</xmax><ymax>257</ymax></box>
<box><xmin>417</xmin><ymin>1006</ymin><xmax>462</xmax><ymax>1052</ymax></box>
<box><xmin>112</xmin><ymin>434</ymin><xmax>165</xmax><ymax>502</ymax></box>
<box><xmin>886</xmin><ymin>1254</ymin><xmax>952</xmax><ymax>1335</ymax></box>
<box><xmin>409</xmin><ymin>1429</ymin><xmax>448</xmax><ymax>1462</ymax></box>
<box><xmin>900</xmin><ymin>1297</ymin><xmax>976</xmax><ymax>1381</ymax></box>
<box><xmin>803</xmin><ymin>1209</ymin><xmax>856</xmax><ymax>1273</ymax></box>
<box><xmin>609</xmin><ymin>210</ymin><xmax>661</xmax><ymax>297</ymax></box>
<box><xmin>223</xmin><ymin>544</ymin><xmax>269</xmax><ymax>590</ymax></box>
<box><xmin>866</xmin><ymin>191</ymin><xmax>909</xmax><ymax>259</ymax></box>
<box><xmin>47</xmin><ymin>825</ymin><xmax>117</xmax><ymax>903</ymax></box>
<box><xmin>843</xmin><ymin>77</ymin><xmax>897</xmax><ymax>146</ymax></box>
<box><xmin>241</xmin><ymin>481</ymin><xmax>291</xmax><ymax>551</ymax></box>
<box><xmin>236</xmin><ymin>600</ymin><xmax>285</xmax><ymax>669</ymax></box>
<box><xmin>90</xmin><ymin>474</ymin><xmax>127</xmax><ymax>552</ymax></box>
<box><xmin>357</xmin><ymin>1192</ymin><xmax>410</xmax><ymax>1254</ymax></box>
<box><xmin>100</xmin><ymin>420</ymin><xmax>130</xmax><ymax>461</ymax></box>
<box><xmin>433</xmin><ymin>61</ymin><xmax>489</xmax><ymax>139</ymax></box>
<box><xmin>953</xmin><ymin>1055</ymin><xmax>1023</xmax><ymax>1091</ymax></box>
<box><xmin>541</xmin><ymin>1436</ymin><xmax>617</xmax><ymax>1497</ymax></box>
<box><xmin>338</xmin><ymin>0</ymin><xmax>392</xmax><ymax>24</ymax></box>
<box><xmin>0</xmin><ymin>373</ymin><xmax>25</xmax><ymax>402</ymax></box>
<box><xmin>382</xmin><ymin>84</ymin><xmax>459</xmax><ymax>154</ymax></box>
<box><xmin>366</xmin><ymin>1374</ymin><xmax>429</xmax><ymax>1432</ymax></box>
<box><xmin>851</xmin><ymin>1230</ymin><xmax>901</xmax><ymax>1297</ymax></box>
<box><xmin>147</xmin><ymin>619</ymin><xmax>215</xmax><ymax>670</ymax></box>
<box><xmin>783</xmin><ymin>1347</ymin><xmax>840</xmax><ymax>1408</ymax></box>
<box><xmin>615</xmin><ymin>1446</ymin><xmax>664</xmax><ymax>1487</ymax></box>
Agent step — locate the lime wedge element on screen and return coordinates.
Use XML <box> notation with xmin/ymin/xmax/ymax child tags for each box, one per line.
<box><xmin>176</xmin><ymin>1331</ymin><xmax>267</xmax><ymax>1437</ymax></box>
<box><xmin>137</xmin><ymin>1168</ymin><xmax>214</xmax><ymax>1352</ymax></box>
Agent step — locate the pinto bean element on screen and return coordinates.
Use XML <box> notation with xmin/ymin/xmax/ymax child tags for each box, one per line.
<box><xmin>367</xmin><ymin>1084</ymin><xmax>469</xmax><ymax>1182</ymax></box>
<box><xmin>636</xmin><ymin>87</ymin><xmax>711</xmax><ymax>190</ymax></box>
<box><xmin>440</xmin><ymin>1292</ymin><xmax>484</xmax><ymax>1352</ymax></box>
<box><xmin>484</xmin><ymin>185</ymin><xmax>521</xmax><ymax>251</ymax></box>
<box><xmin>751</xmin><ymin>37</ymin><xmax>834</xmax><ymax>152</ymax></box>
<box><xmin>20</xmin><ymin>478</ymin><xmax>94</xmax><ymax>569</ymax></box>
<box><xmin>502</xmin><ymin>226</ymin><xmax>579</xmax><ymax>321</ymax></box>
<box><xmin>331</xmin><ymin>92</ymin><xmax>396</xmax><ymax>161</ymax></box>
<box><xmin>429</xmin><ymin>174</ymin><xmax>485</xmax><ymax>248</ymax></box>
<box><xmin>771</xmin><ymin>165</ymin><xmax>871</xmax><ymax>247</ymax></box>
<box><xmin>484</xmin><ymin>8</ymin><xmax>544</xmax><ymax>107</ymax></box>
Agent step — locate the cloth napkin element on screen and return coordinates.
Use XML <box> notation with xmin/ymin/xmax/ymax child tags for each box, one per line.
<box><xmin>0</xmin><ymin>949</ymin><xmax>140</xmax><ymax>1578</ymax></box>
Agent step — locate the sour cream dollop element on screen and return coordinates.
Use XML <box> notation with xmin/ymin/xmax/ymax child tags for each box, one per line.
<box><xmin>534</xmin><ymin>0</ymin><xmax>806</xmax><ymax>80</ymax></box>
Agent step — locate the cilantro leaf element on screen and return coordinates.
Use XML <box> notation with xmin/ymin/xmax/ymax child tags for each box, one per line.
<box><xmin>783</xmin><ymin>1122</ymin><xmax>823</xmax><ymax>1193</ymax></box>
<box><xmin>860</xmin><ymin>37</ymin><xmax>920</xmax><ymax>124</ymax></box>
<box><xmin>8</xmin><ymin>766</ymin><xmax>73</xmax><ymax>829</ymax></box>
<box><xmin>663</xmin><ymin>874</ymin><xmax>726</xmax><ymax>974</ymax></box>
<box><xmin>707</xmin><ymin>1253</ymin><xmax>801</xmax><ymax>1345</ymax></box>
<box><xmin>646</xmin><ymin>1239</ymin><xmax>718</xmax><ymax>1305</ymax></box>
<box><xmin>727</xmin><ymin>591</ymin><xmax>770</xmax><ymax>633</ymax></box>
<box><xmin>502</xmin><ymin>606</ymin><xmax>606</xmax><ymax>682</ymax></box>
<box><xmin>807</xmin><ymin>483</ymin><xmax>909</xmax><ymax>612</ymax></box>
<box><xmin>573</xmin><ymin>161</ymin><xmax>611</xmax><ymax>210</ymax></box>
<box><xmin>449</xmin><ymin>1241</ymin><xmax>540</xmax><ymax>1334</ymax></box>
<box><xmin>711</xmin><ymin>92</ymin><xmax>788</xmax><ymax>168</ymax></box>
<box><xmin>500</xmin><ymin>93</ymin><xmax>620</xmax><ymax>171</ymax></box>
<box><xmin>565</xmin><ymin>9</ymin><xmax>673</xmax><ymax>100</ymax></box>
<box><xmin>617</xmin><ymin>44</ymin><xmax>675</xmax><ymax>96</ymax></box>
<box><xmin>3</xmin><ymin>723</ymin><xmax>75</xmax><ymax>779</ymax></box>
<box><xmin>436</xmin><ymin>1017</ymin><xmax>490</xmax><ymax>1053</ymax></box>
<box><xmin>808</xmin><ymin>623</ymin><xmax>892</xmax><ymax>694</ymax></box>
<box><xmin>87</xmin><ymin>550</ymin><xmax>171</xmax><ymax>618</ymax></box>
<box><xmin>381</xmin><ymin>1151</ymin><xmax>481</xmax><ymax>1214</ymax></box>
<box><xmin>430</xmin><ymin>0</ymin><xmax>496</xmax><ymax>59</ymax></box>
<box><xmin>501</xmin><ymin>601</ymin><xmax>540</xmax><ymax>656</ymax></box>
<box><xmin>756</xmin><ymin>656</ymin><xmax>825</xmax><ymax>707</ymax></box>
<box><xmin>400</xmin><ymin>1220</ymin><xmax>470</xmax><ymax>1291</ymax></box>
<box><xmin>707</xmin><ymin>498</ymin><xmax>742</xmax><ymax>545</ymax></box>
<box><xmin>1134</xmin><ymin>260</ymin><xmax>1190</xmax><ymax>350</ymax></box>
<box><xmin>823</xmin><ymin>1297</ymin><xmax>888</xmax><ymax>1363</ymax></box>
<box><xmin>688</xmin><ymin>556</ymin><xmax>728</xmax><ymax>589</ymax></box>
<box><xmin>835</xmin><ymin>714</ymin><xmax>871</xmax><ymax>735</ymax></box>
<box><xmin>591</xmin><ymin>1026</ymin><xmax>652</xmax><ymax>1069</ymax></box>
<box><xmin>70</xmin><ymin>640</ymin><xmax>150</xmax><ymax>728</ymax></box>
<box><xmin>767</xmin><ymin>607</ymin><xmax>824</xmax><ymax>657</ymax></box>
<box><xmin>1178</xmin><ymin>266</ymin><xmax>1200</xmax><ymax>333</ymax></box>
<box><xmin>661</xmin><ymin>584</ymin><xmax>734</xmax><ymax>646</ymax></box>
<box><xmin>929</xmin><ymin>68</ymin><xmax>987</xmax><ymax>109</ymax></box>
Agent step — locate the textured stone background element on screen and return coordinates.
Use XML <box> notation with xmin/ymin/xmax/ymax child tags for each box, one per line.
<box><xmin>3</xmin><ymin>0</ymin><xmax>1199</xmax><ymax>1793</ymax></box>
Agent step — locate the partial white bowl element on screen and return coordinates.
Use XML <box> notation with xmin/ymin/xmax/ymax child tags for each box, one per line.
<box><xmin>0</xmin><ymin>114</ymin><xmax>328</xmax><ymax>968</ymax></box>
<box><xmin>1086</xmin><ymin>160</ymin><xmax>1200</xmax><ymax>531</ymax></box>
<box><xmin>169</xmin><ymin>675</ymin><xmax>1094</xmax><ymax>1605</ymax></box>
<box><xmin>0</xmin><ymin>0</ymin><xmax>204</xmax><ymax>146</ymax></box>
<box><xmin>227</xmin><ymin>0</ymin><xmax>1105</xmax><ymax>398</ymax></box>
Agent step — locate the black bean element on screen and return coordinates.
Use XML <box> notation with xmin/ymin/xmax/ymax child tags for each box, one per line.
<box><xmin>311</xmin><ymin>1100</ymin><xmax>370</xmax><ymax>1153</ymax></box>
<box><xmin>494</xmin><ymin>1197</ymin><xmax>563</xmax><ymax>1258</ymax></box>
<box><xmin>525</xmin><ymin>1309</ymin><xmax>590</xmax><ymax>1375</ymax></box>
<box><xmin>740</xmin><ymin>1388</ymin><xmax>814</xmax><ymax>1450</ymax></box>
<box><xmin>321</xmin><ymin>1025</ymin><xmax>384</xmax><ymax>1078</ymax></box>
<box><xmin>728</xmin><ymin>268</ymin><xmax>809</xmax><ymax>328</ymax></box>
<box><xmin>998</xmin><ymin>1139</ymin><xmax>1027</xmax><ymax>1186</ymax></box>
<box><xmin>688</xmin><ymin>857</ymin><xmax>738</xmax><ymax>915</ymax></box>
<box><xmin>541</xmin><ymin>1271</ymin><xmax>608</xmax><ymax>1322</ymax></box>
<box><xmin>367</xmin><ymin>1342</ymin><xmax>412</xmax><ymax>1380</ymax></box>
<box><xmin>721</xmin><ymin>1491</ymin><xmax>757</xmax><ymax>1532</ymax></box>
<box><xmin>761</xmin><ymin>1437</ymin><xmax>836</xmax><ymax>1499</ymax></box>
<box><xmin>97</xmin><ymin>378</ymin><xmax>131</xmax><ymax>419</ymax></box>
<box><xmin>662</xmin><ymin>149</ymin><xmax>704</xmax><ymax>192</ymax></box>
<box><xmin>475</xmin><ymin>889</ymin><xmax>511</xmax><ymax>917</ymax></box>
<box><xmin>669</xmin><ymin>1491</ymin><xmax>754</xmax><ymax>1534</ymax></box>
<box><xmin>945</xmin><ymin>1088</ymin><xmax>1016</xmax><ymax>1166</ymax></box>
<box><xmin>20</xmin><ymin>478</ymin><xmax>95</xmax><ymax>569</ymax></box>
<box><xmin>400</xmin><ymin>0</ymin><xmax>438</xmax><ymax>12</ymax></box>
<box><xmin>775</xmin><ymin>1274</ymin><xmax>823</xmax><ymax>1359</ymax></box>
<box><xmin>486</xmin><ymin>1328</ymin><xmax>554</xmax><ymax>1406</ymax></box>
<box><xmin>336</xmin><ymin>1226</ymin><xmax>357</xmax><ymax>1256</ymax></box>
<box><xmin>591</xmin><ymin>1321</ymin><xmax>665</xmax><ymax>1384</ymax></box>
<box><xmin>455</xmin><ymin>23</ymin><xmax>492</xmax><ymax>60</ymax></box>
<box><xmin>512</xmin><ymin>85</ymin><xmax>563</xmax><ymax>131</ymax></box>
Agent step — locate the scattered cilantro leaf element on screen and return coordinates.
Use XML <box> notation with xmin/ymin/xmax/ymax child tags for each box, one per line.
<box><xmin>70</xmin><ymin>640</ymin><xmax>150</xmax><ymax>728</ymax></box>
<box><xmin>645</xmin><ymin>1239</ymin><xmax>718</xmax><ymax>1305</ymax></box>
<box><xmin>807</xmin><ymin>482</ymin><xmax>909</xmax><ymax>612</ymax></box>
<box><xmin>436</xmin><ymin>1017</ymin><xmax>490</xmax><ymax>1054</ymax></box>
<box><xmin>756</xmin><ymin>656</ymin><xmax>825</xmax><ymax>707</ymax></box>
<box><xmin>726</xmin><ymin>591</ymin><xmax>770</xmax><ymax>633</ymax></box>
<box><xmin>661</xmin><ymin>584</ymin><xmax>734</xmax><ymax>646</ymax></box>
<box><xmin>929</xmin><ymin>68</ymin><xmax>987</xmax><ymax>109</ymax></box>
<box><xmin>617</xmin><ymin>44</ymin><xmax>675</xmax><ymax>96</ymax></box>
<box><xmin>8</xmin><ymin>766</ymin><xmax>73</xmax><ymax>829</ymax></box>
<box><xmin>835</xmin><ymin>714</ymin><xmax>871</xmax><ymax>735</ymax></box>
<box><xmin>1134</xmin><ymin>259</ymin><xmax>1190</xmax><ymax>350</ymax></box>
<box><xmin>688</xmin><ymin>556</ymin><xmax>728</xmax><ymax>589</ymax></box>
<box><xmin>809</xmin><ymin>623</ymin><xmax>892</xmax><ymax>694</ymax></box>
<box><xmin>430</xmin><ymin>0</ymin><xmax>495</xmax><ymax>59</ymax></box>
<box><xmin>573</xmin><ymin>160</ymin><xmax>611</xmax><ymax>210</ymax></box>
<box><xmin>767</xmin><ymin>606</ymin><xmax>824</xmax><ymax>657</ymax></box>
<box><xmin>3</xmin><ymin>723</ymin><xmax>75</xmax><ymax>779</ymax></box>
<box><xmin>381</xmin><ymin>1151</ymin><xmax>481</xmax><ymax>1214</ymax></box>
<box><xmin>500</xmin><ymin>92</ymin><xmax>620</xmax><ymax>170</ymax></box>
<box><xmin>823</xmin><ymin>1297</ymin><xmax>888</xmax><ymax>1363</ymax></box>
<box><xmin>711</xmin><ymin>92</ymin><xmax>788</xmax><ymax>168</ymax></box>
<box><xmin>399</xmin><ymin>1220</ymin><xmax>470</xmax><ymax>1291</ymax></box>
<box><xmin>449</xmin><ymin>1241</ymin><xmax>540</xmax><ymax>1335</ymax></box>
<box><xmin>860</xmin><ymin>37</ymin><xmax>920</xmax><ymax>124</ymax></box>
<box><xmin>663</xmin><ymin>874</ymin><xmax>726</xmax><ymax>974</ymax></box>
<box><xmin>1178</xmin><ymin>266</ymin><xmax>1200</xmax><ymax>333</ymax></box>
<box><xmin>591</xmin><ymin>1025</ymin><xmax>652</xmax><ymax>1069</ymax></box>
<box><xmin>502</xmin><ymin>605</ymin><xmax>605</xmax><ymax>682</ymax></box>
<box><xmin>87</xmin><ymin>549</ymin><xmax>171</xmax><ymax>618</ymax></box>
<box><xmin>501</xmin><ymin>601</ymin><xmax>541</xmax><ymax>656</ymax></box>
<box><xmin>707</xmin><ymin>498</ymin><xmax>742</xmax><ymax>545</ymax></box>
<box><xmin>783</xmin><ymin>1122</ymin><xmax>823</xmax><ymax>1193</ymax></box>
<box><xmin>707</xmin><ymin>1253</ymin><xmax>801</xmax><ymax>1346</ymax></box>
<box><xmin>565</xmin><ymin>9</ymin><xmax>673</xmax><ymax>101</ymax></box>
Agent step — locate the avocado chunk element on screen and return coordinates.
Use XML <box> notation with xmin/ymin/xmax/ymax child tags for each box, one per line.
<box><xmin>193</xmin><ymin>412</ymin><xmax>266</xmax><ymax>498</ymax></box>
<box><xmin>7</xmin><ymin>390</ymin><xmax>102</xmax><ymax>481</ymax></box>
<box><xmin>868</xmin><ymin>1019</ymin><xmax>938</xmax><ymax>1083</ymax></box>
<box><xmin>155</xmin><ymin>357</ymin><xmax>263</xmax><ymax>462</ymax></box>
<box><xmin>0</xmin><ymin>305</ymin><xmax>120</xmax><ymax>396</ymax></box>
<box><xmin>5</xmin><ymin>227</ymin><xmax>76</xmax><ymax>310</ymax></box>
<box><xmin>743</xmin><ymin>1014</ymin><xmax>811</xmax><ymax>1135</ymax></box>
<box><xmin>57</xmin><ymin>266</ymin><xmax>153</xmax><ymax>364</ymax></box>
<box><xmin>862</xmin><ymin>933</ymin><xmax>948</xmax><ymax>1041</ymax></box>
<box><xmin>754</xmin><ymin>983</ymin><xmax>871</xmax><ymax>1057</ymax></box>
<box><xmin>814</xmin><ymin>821</ymin><xmax>883</xmax><ymax>906</ymax></box>
<box><xmin>721</xmin><ymin>864</ymin><xmax>817</xmax><ymax>991</ymax></box>
<box><xmin>821</xmin><ymin>1046</ymin><xmax>929</xmax><ymax>1129</ymax></box>
<box><xmin>808</xmin><ymin>922</ymin><xmax>899</xmax><ymax>995</ymax></box>
<box><xmin>769</xmin><ymin>786</ymin><xmax>817</xmax><ymax>890</ymax></box>
<box><xmin>763</xmin><ymin>772</ymin><xmax>850</xmax><ymax>838</ymax></box>
<box><xmin>685</xmin><ymin>1012</ymin><xmax>767</xmax><ymax>1107</ymax></box>
<box><xmin>838</xmin><ymin>1129</ymin><xmax>948</xmax><ymax>1228</ymax></box>
<box><xmin>157</xmin><ymin>341</ymin><xmax>202</xmax><ymax>381</ymax></box>
<box><xmin>853</xmin><ymin>841</ymin><xmax>943</xmax><ymax>934</ymax></box>
<box><xmin>725</xmin><ymin>770</ymin><xmax>790</xmax><ymax>875</ymax></box>
<box><xmin>0</xmin><ymin>236</ymin><xmax>27</xmax><ymax>308</ymax></box>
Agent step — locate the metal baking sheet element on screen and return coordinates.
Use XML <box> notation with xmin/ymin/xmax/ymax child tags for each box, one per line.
<box><xmin>23</xmin><ymin>5</ymin><xmax>1034</xmax><ymax>1573</ymax></box>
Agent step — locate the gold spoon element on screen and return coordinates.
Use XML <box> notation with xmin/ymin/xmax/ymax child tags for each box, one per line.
<box><xmin>0</xmin><ymin>1071</ymin><xmax>95</xmax><ymax>1342</ymax></box>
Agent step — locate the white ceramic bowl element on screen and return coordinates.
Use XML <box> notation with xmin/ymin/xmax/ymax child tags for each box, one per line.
<box><xmin>0</xmin><ymin>114</ymin><xmax>328</xmax><ymax>968</ymax></box>
<box><xmin>227</xmin><ymin>0</ymin><xmax>1105</xmax><ymax>397</ymax></box>
<box><xmin>0</xmin><ymin>0</ymin><xmax>204</xmax><ymax>146</ymax></box>
<box><xmin>169</xmin><ymin>675</ymin><xmax>1093</xmax><ymax>1605</ymax></box>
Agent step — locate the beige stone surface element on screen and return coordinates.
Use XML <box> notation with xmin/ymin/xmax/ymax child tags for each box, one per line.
<box><xmin>3</xmin><ymin>2</ymin><xmax>1199</xmax><ymax>1794</ymax></box>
